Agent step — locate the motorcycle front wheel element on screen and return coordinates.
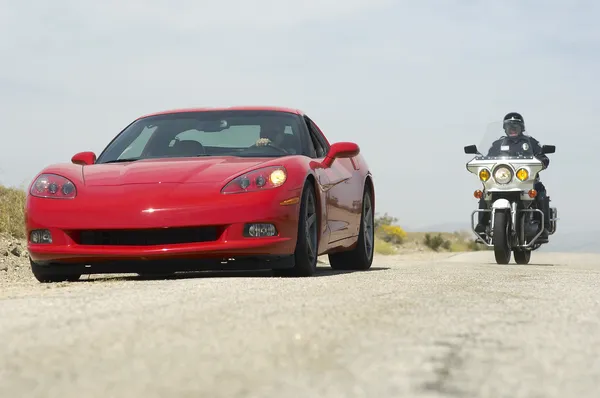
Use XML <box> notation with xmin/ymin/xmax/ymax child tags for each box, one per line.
<box><xmin>493</xmin><ymin>210</ymin><xmax>511</xmax><ymax>264</ymax></box>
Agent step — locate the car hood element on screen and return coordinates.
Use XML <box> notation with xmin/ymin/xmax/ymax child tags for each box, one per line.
<box><xmin>82</xmin><ymin>157</ymin><xmax>275</xmax><ymax>187</ymax></box>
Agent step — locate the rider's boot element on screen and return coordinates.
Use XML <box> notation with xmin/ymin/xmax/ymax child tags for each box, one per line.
<box><xmin>474</xmin><ymin>223</ymin><xmax>486</xmax><ymax>235</ymax></box>
<box><xmin>475</xmin><ymin>198</ymin><xmax>488</xmax><ymax>239</ymax></box>
<box><xmin>537</xmin><ymin>196</ymin><xmax>551</xmax><ymax>243</ymax></box>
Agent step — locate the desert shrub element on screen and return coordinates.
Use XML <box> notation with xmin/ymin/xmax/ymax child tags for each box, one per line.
<box><xmin>423</xmin><ymin>233</ymin><xmax>451</xmax><ymax>251</ymax></box>
<box><xmin>466</xmin><ymin>239</ymin><xmax>493</xmax><ymax>251</ymax></box>
<box><xmin>441</xmin><ymin>239</ymin><xmax>451</xmax><ymax>250</ymax></box>
<box><xmin>374</xmin><ymin>213</ymin><xmax>407</xmax><ymax>245</ymax></box>
<box><xmin>0</xmin><ymin>185</ymin><xmax>26</xmax><ymax>239</ymax></box>
<box><xmin>374</xmin><ymin>212</ymin><xmax>398</xmax><ymax>229</ymax></box>
<box><xmin>378</xmin><ymin>224</ymin><xmax>407</xmax><ymax>245</ymax></box>
<box><xmin>466</xmin><ymin>240</ymin><xmax>480</xmax><ymax>251</ymax></box>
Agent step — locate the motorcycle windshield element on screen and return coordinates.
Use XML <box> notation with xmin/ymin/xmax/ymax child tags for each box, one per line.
<box><xmin>474</xmin><ymin>121</ymin><xmax>536</xmax><ymax>159</ymax></box>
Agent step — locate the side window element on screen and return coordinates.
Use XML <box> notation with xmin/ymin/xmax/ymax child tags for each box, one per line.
<box><xmin>304</xmin><ymin>117</ymin><xmax>328</xmax><ymax>158</ymax></box>
<box><xmin>312</xmin><ymin>132</ymin><xmax>326</xmax><ymax>158</ymax></box>
<box><xmin>310</xmin><ymin>121</ymin><xmax>330</xmax><ymax>156</ymax></box>
<box><xmin>118</xmin><ymin>125</ymin><xmax>157</xmax><ymax>159</ymax></box>
<box><xmin>302</xmin><ymin>117</ymin><xmax>318</xmax><ymax>158</ymax></box>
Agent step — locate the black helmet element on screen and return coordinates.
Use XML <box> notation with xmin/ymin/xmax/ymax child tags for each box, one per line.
<box><xmin>503</xmin><ymin>112</ymin><xmax>525</xmax><ymax>137</ymax></box>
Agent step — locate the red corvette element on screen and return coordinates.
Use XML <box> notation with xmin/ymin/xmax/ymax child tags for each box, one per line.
<box><xmin>25</xmin><ymin>106</ymin><xmax>375</xmax><ymax>282</ymax></box>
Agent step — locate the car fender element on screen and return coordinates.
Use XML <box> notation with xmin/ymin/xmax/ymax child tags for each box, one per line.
<box><xmin>28</xmin><ymin>163</ymin><xmax>85</xmax><ymax>192</ymax></box>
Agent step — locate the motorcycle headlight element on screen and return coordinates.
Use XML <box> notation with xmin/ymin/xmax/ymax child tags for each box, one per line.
<box><xmin>493</xmin><ymin>166</ymin><xmax>513</xmax><ymax>184</ymax></box>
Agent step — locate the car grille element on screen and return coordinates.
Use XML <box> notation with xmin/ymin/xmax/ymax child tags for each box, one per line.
<box><xmin>75</xmin><ymin>226</ymin><xmax>219</xmax><ymax>246</ymax></box>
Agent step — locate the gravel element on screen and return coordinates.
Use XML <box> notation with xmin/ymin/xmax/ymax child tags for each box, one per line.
<box><xmin>1</xmin><ymin>236</ymin><xmax>599</xmax><ymax>398</ymax></box>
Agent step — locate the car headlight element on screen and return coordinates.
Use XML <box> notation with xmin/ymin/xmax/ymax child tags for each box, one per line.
<box><xmin>221</xmin><ymin>166</ymin><xmax>287</xmax><ymax>194</ymax></box>
<box><xmin>516</xmin><ymin>168</ymin><xmax>529</xmax><ymax>181</ymax></box>
<box><xmin>493</xmin><ymin>166</ymin><xmax>513</xmax><ymax>184</ymax></box>
<box><xmin>478</xmin><ymin>169</ymin><xmax>490</xmax><ymax>182</ymax></box>
<box><xmin>30</xmin><ymin>174</ymin><xmax>77</xmax><ymax>199</ymax></box>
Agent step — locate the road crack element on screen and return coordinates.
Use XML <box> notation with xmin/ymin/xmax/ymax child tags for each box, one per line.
<box><xmin>421</xmin><ymin>333</ymin><xmax>471</xmax><ymax>397</ymax></box>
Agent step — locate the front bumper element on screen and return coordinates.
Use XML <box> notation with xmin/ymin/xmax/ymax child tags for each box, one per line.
<box><xmin>26</xmin><ymin>183</ymin><xmax>302</xmax><ymax>265</ymax></box>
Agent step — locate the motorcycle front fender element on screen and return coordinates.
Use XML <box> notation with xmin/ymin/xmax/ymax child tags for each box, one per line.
<box><xmin>491</xmin><ymin>198</ymin><xmax>511</xmax><ymax>210</ymax></box>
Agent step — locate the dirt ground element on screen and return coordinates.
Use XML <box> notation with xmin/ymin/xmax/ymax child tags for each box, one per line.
<box><xmin>1</xmin><ymin>235</ymin><xmax>31</xmax><ymax>280</ymax></box>
<box><xmin>1</xmin><ymin>237</ymin><xmax>599</xmax><ymax>398</ymax></box>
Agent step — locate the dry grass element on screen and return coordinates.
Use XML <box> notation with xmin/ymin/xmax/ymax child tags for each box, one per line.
<box><xmin>0</xmin><ymin>185</ymin><xmax>26</xmax><ymax>239</ymax></box>
<box><xmin>404</xmin><ymin>230</ymin><xmax>487</xmax><ymax>252</ymax></box>
<box><xmin>374</xmin><ymin>237</ymin><xmax>397</xmax><ymax>255</ymax></box>
<box><xmin>373</xmin><ymin>226</ymin><xmax>487</xmax><ymax>256</ymax></box>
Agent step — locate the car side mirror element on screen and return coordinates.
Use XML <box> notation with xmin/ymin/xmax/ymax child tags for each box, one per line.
<box><xmin>464</xmin><ymin>145</ymin><xmax>478</xmax><ymax>154</ymax></box>
<box><xmin>541</xmin><ymin>145</ymin><xmax>555</xmax><ymax>154</ymax></box>
<box><xmin>71</xmin><ymin>151</ymin><xmax>97</xmax><ymax>166</ymax></box>
<box><xmin>322</xmin><ymin>142</ymin><xmax>360</xmax><ymax>167</ymax></box>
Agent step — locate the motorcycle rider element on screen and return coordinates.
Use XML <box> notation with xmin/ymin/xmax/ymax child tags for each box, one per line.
<box><xmin>474</xmin><ymin>112</ymin><xmax>552</xmax><ymax>242</ymax></box>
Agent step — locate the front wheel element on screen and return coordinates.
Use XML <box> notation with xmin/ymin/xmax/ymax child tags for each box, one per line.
<box><xmin>493</xmin><ymin>210</ymin><xmax>511</xmax><ymax>264</ymax></box>
<box><xmin>273</xmin><ymin>181</ymin><xmax>319</xmax><ymax>277</ymax></box>
<box><xmin>328</xmin><ymin>187</ymin><xmax>374</xmax><ymax>270</ymax></box>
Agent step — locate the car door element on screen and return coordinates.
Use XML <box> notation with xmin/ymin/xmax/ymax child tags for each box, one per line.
<box><xmin>304</xmin><ymin>116</ymin><xmax>363</xmax><ymax>243</ymax></box>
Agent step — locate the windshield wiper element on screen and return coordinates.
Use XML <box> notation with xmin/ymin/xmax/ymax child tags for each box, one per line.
<box><xmin>101</xmin><ymin>158</ymin><xmax>141</xmax><ymax>164</ymax></box>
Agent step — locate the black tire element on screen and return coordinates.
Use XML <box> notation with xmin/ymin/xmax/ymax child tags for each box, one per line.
<box><xmin>513</xmin><ymin>249</ymin><xmax>531</xmax><ymax>265</ymax></box>
<box><xmin>328</xmin><ymin>187</ymin><xmax>374</xmax><ymax>270</ymax></box>
<box><xmin>493</xmin><ymin>210</ymin><xmax>511</xmax><ymax>264</ymax></box>
<box><xmin>30</xmin><ymin>259</ymin><xmax>81</xmax><ymax>283</ymax></box>
<box><xmin>273</xmin><ymin>181</ymin><xmax>319</xmax><ymax>277</ymax></box>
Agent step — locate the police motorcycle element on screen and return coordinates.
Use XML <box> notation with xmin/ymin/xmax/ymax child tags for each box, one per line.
<box><xmin>463</xmin><ymin>121</ymin><xmax>558</xmax><ymax>264</ymax></box>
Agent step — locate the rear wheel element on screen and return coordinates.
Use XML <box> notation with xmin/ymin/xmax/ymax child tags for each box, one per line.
<box><xmin>273</xmin><ymin>181</ymin><xmax>318</xmax><ymax>277</ymax></box>
<box><xmin>328</xmin><ymin>187</ymin><xmax>374</xmax><ymax>270</ymax></box>
<box><xmin>493</xmin><ymin>211</ymin><xmax>511</xmax><ymax>265</ymax></box>
<box><xmin>30</xmin><ymin>259</ymin><xmax>81</xmax><ymax>283</ymax></box>
<box><xmin>513</xmin><ymin>249</ymin><xmax>531</xmax><ymax>264</ymax></box>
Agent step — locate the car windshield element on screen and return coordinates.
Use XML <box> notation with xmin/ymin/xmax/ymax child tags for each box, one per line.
<box><xmin>96</xmin><ymin>110</ymin><xmax>305</xmax><ymax>163</ymax></box>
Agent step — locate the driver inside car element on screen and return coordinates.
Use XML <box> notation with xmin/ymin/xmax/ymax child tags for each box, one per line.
<box><xmin>254</xmin><ymin>120</ymin><xmax>298</xmax><ymax>154</ymax></box>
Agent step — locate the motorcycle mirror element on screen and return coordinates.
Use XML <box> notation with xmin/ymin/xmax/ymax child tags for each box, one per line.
<box><xmin>542</xmin><ymin>145</ymin><xmax>555</xmax><ymax>154</ymax></box>
<box><xmin>464</xmin><ymin>145</ymin><xmax>478</xmax><ymax>154</ymax></box>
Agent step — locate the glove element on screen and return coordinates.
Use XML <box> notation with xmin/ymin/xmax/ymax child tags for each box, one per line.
<box><xmin>255</xmin><ymin>138</ymin><xmax>271</xmax><ymax>147</ymax></box>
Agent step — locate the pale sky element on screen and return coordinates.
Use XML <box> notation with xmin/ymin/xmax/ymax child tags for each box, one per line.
<box><xmin>1</xmin><ymin>1</ymin><xmax>599</xmax><ymax>249</ymax></box>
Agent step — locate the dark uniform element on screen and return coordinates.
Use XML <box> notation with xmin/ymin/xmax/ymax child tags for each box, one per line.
<box><xmin>475</xmin><ymin>112</ymin><xmax>551</xmax><ymax>240</ymax></box>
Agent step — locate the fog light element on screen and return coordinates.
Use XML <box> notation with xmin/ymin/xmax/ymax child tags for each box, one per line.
<box><xmin>245</xmin><ymin>223</ymin><xmax>277</xmax><ymax>237</ymax></box>
<box><xmin>30</xmin><ymin>229</ymin><xmax>52</xmax><ymax>243</ymax></box>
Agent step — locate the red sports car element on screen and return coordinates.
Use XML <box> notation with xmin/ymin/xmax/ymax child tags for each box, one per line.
<box><xmin>25</xmin><ymin>106</ymin><xmax>375</xmax><ymax>282</ymax></box>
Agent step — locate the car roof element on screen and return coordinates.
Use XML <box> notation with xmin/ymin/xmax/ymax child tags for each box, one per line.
<box><xmin>137</xmin><ymin>105</ymin><xmax>305</xmax><ymax>120</ymax></box>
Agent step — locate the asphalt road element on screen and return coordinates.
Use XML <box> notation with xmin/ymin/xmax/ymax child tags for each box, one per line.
<box><xmin>1</xmin><ymin>251</ymin><xmax>599</xmax><ymax>398</ymax></box>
